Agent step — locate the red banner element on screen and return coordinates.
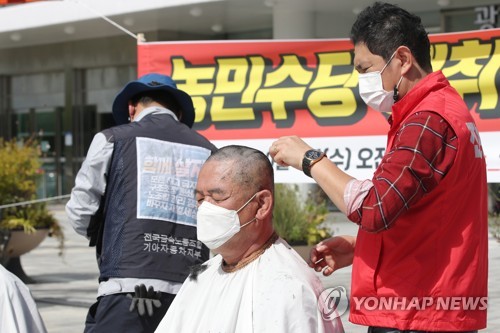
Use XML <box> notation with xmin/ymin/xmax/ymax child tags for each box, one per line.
<box><xmin>138</xmin><ymin>30</ymin><xmax>500</xmax><ymax>182</ymax></box>
<box><xmin>0</xmin><ymin>0</ymin><xmax>48</xmax><ymax>3</ymax></box>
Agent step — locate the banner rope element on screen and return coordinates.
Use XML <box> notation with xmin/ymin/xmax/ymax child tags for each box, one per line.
<box><xmin>0</xmin><ymin>194</ymin><xmax>71</xmax><ymax>210</ymax></box>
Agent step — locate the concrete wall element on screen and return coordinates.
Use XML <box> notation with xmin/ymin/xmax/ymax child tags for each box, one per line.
<box><xmin>0</xmin><ymin>34</ymin><xmax>137</xmax><ymax>75</ymax></box>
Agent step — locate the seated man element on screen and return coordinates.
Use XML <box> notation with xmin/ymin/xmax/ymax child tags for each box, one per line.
<box><xmin>0</xmin><ymin>264</ymin><xmax>47</xmax><ymax>333</ymax></box>
<box><xmin>155</xmin><ymin>145</ymin><xmax>343</xmax><ymax>333</ymax></box>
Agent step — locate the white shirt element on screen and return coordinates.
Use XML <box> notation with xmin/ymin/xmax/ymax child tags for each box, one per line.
<box><xmin>0</xmin><ymin>265</ymin><xmax>47</xmax><ymax>333</ymax></box>
<box><xmin>155</xmin><ymin>238</ymin><xmax>344</xmax><ymax>333</ymax></box>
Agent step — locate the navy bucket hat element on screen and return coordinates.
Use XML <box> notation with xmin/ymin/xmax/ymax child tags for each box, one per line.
<box><xmin>112</xmin><ymin>73</ymin><xmax>195</xmax><ymax>128</ymax></box>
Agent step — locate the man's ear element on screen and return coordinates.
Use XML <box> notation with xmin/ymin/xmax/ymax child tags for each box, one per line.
<box><xmin>255</xmin><ymin>190</ymin><xmax>273</xmax><ymax>220</ymax></box>
<box><xmin>396</xmin><ymin>46</ymin><xmax>413</xmax><ymax>76</ymax></box>
<box><xmin>128</xmin><ymin>103</ymin><xmax>136</xmax><ymax>122</ymax></box>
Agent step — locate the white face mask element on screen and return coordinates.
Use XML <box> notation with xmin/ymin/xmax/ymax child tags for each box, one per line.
<box><xmin>196</xmin><ymin>193</ymin><xmax>258</xmax><ymax>250</ymax></box>
<box><xmin>358</xmin><ymin>52</ymin><xmax>403</xmax><ymax>113</ymax></box>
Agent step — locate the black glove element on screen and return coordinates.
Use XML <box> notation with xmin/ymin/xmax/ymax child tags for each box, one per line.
<box><xmin>126</xmin><ymin>284</ymin><xmax>162</xmax><ymax>317</ymax></box>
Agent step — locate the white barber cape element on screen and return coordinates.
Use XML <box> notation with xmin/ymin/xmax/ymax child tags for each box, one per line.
<box><xmin>0</xmin><ymin>264</ymin><xmax>47</xmax><ymax>333</ymax></box>
<box><xmin>155</xmin><ymin>238</ymin><xmax>343</xmax><ymax>333</ymax></box>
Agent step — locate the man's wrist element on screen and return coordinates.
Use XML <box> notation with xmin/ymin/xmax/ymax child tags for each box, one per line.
<box><xmin>302</xmin><ymin>149</ymin><xmax>326</xmax><ymax>177</ymax></box>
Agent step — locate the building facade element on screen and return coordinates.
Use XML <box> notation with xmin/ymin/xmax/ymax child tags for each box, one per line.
<box><xmin>0</xmin><ymin>0</ymin><xmax>498</xmax><ymax>196</ymax></box>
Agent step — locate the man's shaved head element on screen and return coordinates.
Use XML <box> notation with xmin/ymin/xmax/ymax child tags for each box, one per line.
<box><xmin>205</xmin><ymin>145</ymin><xmax>274</xmax><ymax>195</ymax></box>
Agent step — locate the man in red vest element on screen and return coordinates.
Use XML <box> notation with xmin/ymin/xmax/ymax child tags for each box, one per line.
<box><xmin>270</xmin><ymin>2</ymin><xmax>488</xmax><ymax>332</ymax></box>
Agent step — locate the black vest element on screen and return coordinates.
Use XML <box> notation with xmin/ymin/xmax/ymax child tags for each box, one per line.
<box><xmin>94</xmin><ymin>112</ymin><xmax>216</xmax><ymax>283</ymax></box>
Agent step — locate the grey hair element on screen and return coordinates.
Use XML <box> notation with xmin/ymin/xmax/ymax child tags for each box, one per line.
<box><xmin>206</xmin><ymin>145</ymin><xmax>274</xmax><ymax>194</ymax></box>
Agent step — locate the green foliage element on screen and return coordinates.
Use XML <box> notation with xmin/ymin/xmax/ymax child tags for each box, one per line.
<box><xmin>273</xmin><ymin>184</ymin><xmax>331</xmax><ymax>245</ymax></box>
<box><xmin>489</xmin><ymin>183</ymin><xmax>500</xmax><ymax>241</ymax></box>
<box><xmin>0</xmin><ymin>139</ymin><xmax>64</xmax><ymax>254</ymax></box>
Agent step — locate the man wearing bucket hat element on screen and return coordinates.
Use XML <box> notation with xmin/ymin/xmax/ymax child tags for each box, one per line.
<box><xmin>66</xmin><ymin>73</ymin><xmax>217</xmax><ymax>333</ymax></box>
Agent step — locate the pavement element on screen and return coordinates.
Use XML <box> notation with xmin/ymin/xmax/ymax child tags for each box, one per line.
<box><xmin>14</xmin><ymin>204</ymin><xmax>500</xmax><ymax>332</ymax></box>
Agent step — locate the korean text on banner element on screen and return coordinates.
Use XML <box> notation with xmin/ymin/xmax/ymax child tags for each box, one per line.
<box><xmin>138</xmin><ymin>30</ymin><xmax>500</xmax><ymax>183</ymax></box>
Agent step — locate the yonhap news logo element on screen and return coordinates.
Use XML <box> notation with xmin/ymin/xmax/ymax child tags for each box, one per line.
<box><xmin>352</xmin><ymin>296</ymin><xmax>488</xmax><ymax>311</ymax></box>
<box><xmin>317</xmin><ymin>288</ymin><xmax>487</xmax><ymax>321</ymax></box>
<box><xmin>317</xmin><ymin>286</ymin><xmax>350</xmax><ymax>320</ymax></box>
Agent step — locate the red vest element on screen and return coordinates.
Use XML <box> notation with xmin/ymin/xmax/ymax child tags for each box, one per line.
<box><xmin>349</xmin><ymin>71</ymin><xmax>488</xmax><ymax>331</ymax></box>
